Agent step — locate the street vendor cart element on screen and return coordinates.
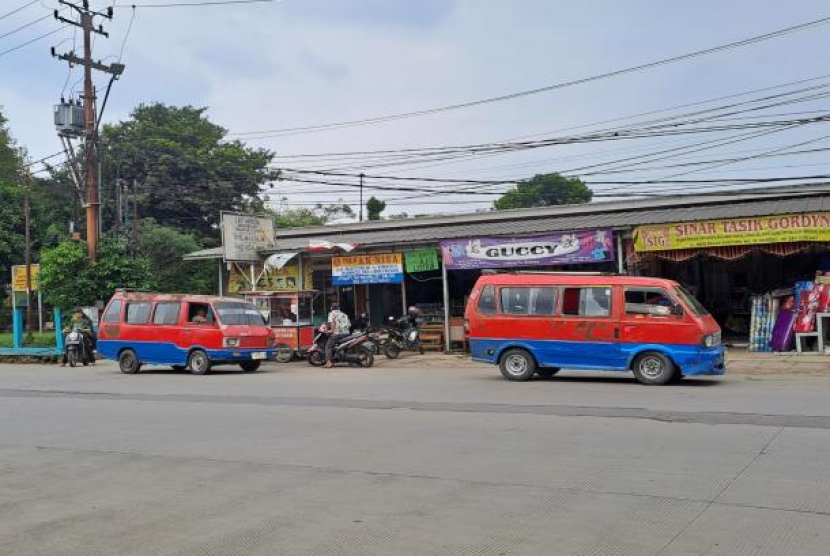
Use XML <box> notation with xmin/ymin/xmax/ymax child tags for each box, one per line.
<box><xmin>245</xmin><ymin>291</ymin><xmax>319</xmax><ymax>362</ymax></box>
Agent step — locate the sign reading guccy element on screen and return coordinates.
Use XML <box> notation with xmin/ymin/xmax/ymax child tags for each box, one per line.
<box><xmin>634</xmin><ymin>212</ymin><xmax>830</xmax><ymax>252</ymax></box>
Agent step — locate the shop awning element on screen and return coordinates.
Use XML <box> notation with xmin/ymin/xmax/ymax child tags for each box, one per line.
<box><xmin>264</xmin><ymin>252</ymin><xmax>299</xmax><ymax>270</ymax></box>
<box><xmin>628</xmin><ymin>242</ymin><xmax>830</xmax><ymax>264</ymax></box>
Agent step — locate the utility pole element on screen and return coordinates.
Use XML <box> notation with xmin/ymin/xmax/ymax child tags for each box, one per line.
<box><xmin>359</xmin><ymin>173</ymin><xmax>365</xmax><ymax>222</ymax></box>
<box><xmin>52</xmin><ymin>1</ymin><xmax>124</xmax><ymax>262</ymax></box>
<box><xmin>23</xmin><ymin>171</ymin><xmax>34</xmax><ymax>343</ymax></box>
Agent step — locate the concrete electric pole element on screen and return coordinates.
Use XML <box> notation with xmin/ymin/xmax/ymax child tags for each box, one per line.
<box><xmin>52</xmin><ymin>1</ymin><xmax>124</xmax><ymax>262</ymax></box>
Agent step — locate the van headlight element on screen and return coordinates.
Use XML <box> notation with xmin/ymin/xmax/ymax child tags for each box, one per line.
<box><xmin>223</xmin><ymin>337</ymin><xmax>240</xmax><ymax>348</ymax></box>
<box><xmin>702</xmin><ymin>332</ymin><xmax>721</xmax><ymax>348</ymax></box>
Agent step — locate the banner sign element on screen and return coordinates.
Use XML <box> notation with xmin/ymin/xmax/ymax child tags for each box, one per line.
<box><xmin>221</xmin><ymin>212</ymin><xmax>276</xmax><ymax>261</ymax></box>
<box><xmin>405</xmin><ymin>249</ymin><xmax>439</xmax><ymax>273</ymax></box>
<box><xmin>228</xmin><ymin>261</ymin><xmax>312</xmax><ymax>293</ymax></box>
<box><xmin>332</xmin><ymin>253</ymin><xmax>404</xmax><ymax>285</ymax></box>
<box><xmin>634</xmin><ymin>212</ymin><xmax>830</xmax><ymax>252</ymax></box>
<box><xmin>12</xmin><ymin>264</ymin><xmax>39</xmax><ymax>292</ymax></box>
<box><xmin>440</xmin><ymin>230</ymin><xmax>614</xmax><ymax>270</ymax></box>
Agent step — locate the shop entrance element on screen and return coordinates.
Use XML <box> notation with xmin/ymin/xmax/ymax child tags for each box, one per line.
<box><xmin>367</xmin><ymin>283</ymin><xmax>403</xmax><ymax>326</ymax></box>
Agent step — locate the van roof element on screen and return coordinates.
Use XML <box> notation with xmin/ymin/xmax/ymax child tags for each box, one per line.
<box><xmin>110</xmin><ymin>291</ymin><xmax>246</xmax><ymax>304</ymax></box>
<box><xmin>474</xmin><ymin>273</ymin><xmax>679</xmax><ymax>288</ymax></box>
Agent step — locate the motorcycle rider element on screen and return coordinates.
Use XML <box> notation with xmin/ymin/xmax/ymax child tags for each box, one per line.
<box><xmin>59</xmin><ymin>308</ymin><xmax>93</xmax><ymax>366</ymax></box>
<box><xmin>324</xmin><ymin>302</ymin><xmax>351</xmax><ymax>368</ymax></box>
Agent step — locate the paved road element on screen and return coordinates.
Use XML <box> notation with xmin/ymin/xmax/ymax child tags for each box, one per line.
<box><xmin>1</xmin><ymin>358</ymin><xmax>830</xmax><ymax>555</ymax></box>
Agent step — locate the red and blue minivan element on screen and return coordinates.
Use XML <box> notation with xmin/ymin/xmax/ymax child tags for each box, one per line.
<box><xmin>98</xmin><ymin>290</ymin><xmax>278</xmax><ymax>375</ymax></box>
<box><xmin>465</xmin><ymin>273</ymin><xmax>724</xmax><ymax>385</ymax></box>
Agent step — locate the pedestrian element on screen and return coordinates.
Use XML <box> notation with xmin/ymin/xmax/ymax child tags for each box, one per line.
<box><xmin>325</xmin><ymin>303</ymin><xmax>351</xmax><ymax>368</ymax></box>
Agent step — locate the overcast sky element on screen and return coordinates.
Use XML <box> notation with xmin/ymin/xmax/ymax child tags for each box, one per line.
<box><xmin>3</xmin><ymin>0</ymin><xmax>830</xmax><ymax>218</ymax></box>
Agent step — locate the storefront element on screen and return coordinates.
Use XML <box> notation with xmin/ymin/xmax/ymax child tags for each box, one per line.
<box><xmin>629</xmin><ymin>212</ymin><xmax>830</xmax><ymax>347</ymax></box>
<box><xmin>184</xmin><ymin>184</ymin><xmax>830</xmax><ymax>354</ymax></box>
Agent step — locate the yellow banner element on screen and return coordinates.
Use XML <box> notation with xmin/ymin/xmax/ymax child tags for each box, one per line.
<box><xmin>12</xmin><ymin>264</ymin><xmax>39</xmax><ymax>292</ymax></box>
<box><xmin>227</xmin><ymin>261</ymin><xmax>312</xmax><ymax>293</ymax></box>
<box><xmin>634</xmin><ymin>212</ymin><xmax>830</xmax><ymax>252</ymax></box>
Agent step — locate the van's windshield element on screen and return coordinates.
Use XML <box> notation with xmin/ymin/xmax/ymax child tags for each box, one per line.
<box><xmin>215</xmin><ymin>302</ymin><xmax>267</xmax><ymax>326</ymax></box>
<box><xmin>673</xmin><ymin>286</ymin><xmax>709</xmax><ymax>316</ymax></box>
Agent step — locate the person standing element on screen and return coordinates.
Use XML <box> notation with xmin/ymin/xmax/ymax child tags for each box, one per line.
<box><xmin>325</xmin><ymin>303</ymin><xmax>351</xmax><ymax>368</ymax></box>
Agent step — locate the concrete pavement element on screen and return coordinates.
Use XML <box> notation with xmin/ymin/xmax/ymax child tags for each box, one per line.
<box><xmin>1</xmin><ymin>358</ymin><xmax>830</xmax><ymax>555</ymax></box>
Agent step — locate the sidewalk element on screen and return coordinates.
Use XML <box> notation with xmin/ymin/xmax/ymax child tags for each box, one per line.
<box><xmin>398</xmin><ymin>348</ymin><xmax>830</xmax><ymax>376</ymax></box>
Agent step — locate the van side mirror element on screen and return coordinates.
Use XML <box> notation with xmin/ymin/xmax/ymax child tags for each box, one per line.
<box><xmin>671</xmin><ymin>304</ymin><xmax>684</xmax><ymax>317</ymax></box>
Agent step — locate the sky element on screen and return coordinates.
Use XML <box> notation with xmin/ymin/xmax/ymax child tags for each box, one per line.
<box><xmin>3</xmin><ymin>0</ymin><xmax>830</xmax><ymax>219</ymax></box>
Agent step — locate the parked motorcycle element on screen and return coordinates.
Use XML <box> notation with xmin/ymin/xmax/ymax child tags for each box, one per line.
<box><xmin>381</xmin><ymin>313</ymin><xmax>423</xmax><ymax>359</ymax></box>
<box><xmin>65</xmin><ymin>329</ymin><xmax>92</xmax><ymax>367</ymax></box>
<box><xmin>307</xmin><ymin>325</ymin><xmax>375</xmax><ymax>367</ymax></box>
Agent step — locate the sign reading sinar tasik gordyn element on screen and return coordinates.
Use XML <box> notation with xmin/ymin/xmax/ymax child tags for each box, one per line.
<box><xmin>634</xmin><ymin>212</ymin><xmax>830</xmax><ymax>252</ymax></box>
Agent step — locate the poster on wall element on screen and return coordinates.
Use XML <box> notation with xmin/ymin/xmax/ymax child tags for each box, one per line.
<box><xmin>220</xmin><ymin>212</ymin><xmax>276</xmax><ymax>261</ymax></box>
<box><xmin>405</xmin><ymin>249</ymin><xmax>439</xmax><ymax>273</ymax></box>
<box><xmin>440</xmin><ymin>230</ymin><xmax>614</xmax><ymax>270</ymax></box>
<box><xmin>332</xmin><ymin>253</ymin><xmax>404</xmax><ymax>285</ymax></box>
<box><xmin>634</xmin><ymin>212</ymin><xmax>830</xmax><ymax>252</ymax></box>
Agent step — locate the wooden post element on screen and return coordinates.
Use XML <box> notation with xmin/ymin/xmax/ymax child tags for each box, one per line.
<box><xmin>442</xmin><ymin>260</ymin><xmax>450</xmax><ymax>353</ymax></box>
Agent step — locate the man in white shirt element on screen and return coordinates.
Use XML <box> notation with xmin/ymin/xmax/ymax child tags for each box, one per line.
<box><xmin>325</xmin><ymin>303</ymin><xmax>351</xmax><ymax>368</ymax></box>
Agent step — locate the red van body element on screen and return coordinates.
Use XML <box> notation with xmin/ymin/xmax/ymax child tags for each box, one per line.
<box><xmin>98</xmin><ymin>291</ymin><xmax>277</xmax><ymax>374</ymax></box>
<box><xmin>465</xmin><ymin>273</ymin><xmax>724</xmax><ymax>384</ymax></box>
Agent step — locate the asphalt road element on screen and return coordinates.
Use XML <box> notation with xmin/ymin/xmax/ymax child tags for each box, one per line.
<box><xmin>2</xmin><ymin>357</ymin><xmax>830</xmax><ymax>555</ymax></box>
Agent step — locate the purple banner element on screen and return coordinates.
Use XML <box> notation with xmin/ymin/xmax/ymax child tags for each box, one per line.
<box><xmin>440</xmin><ymin>230</ymin><xmax>615</xmax><ymax>270</ymax></box>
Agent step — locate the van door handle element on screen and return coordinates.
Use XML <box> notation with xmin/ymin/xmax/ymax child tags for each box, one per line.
<box><xmin>613</xmin><ymin>327</ymin><xmax>619</xmax><ymax>339</ymax></box>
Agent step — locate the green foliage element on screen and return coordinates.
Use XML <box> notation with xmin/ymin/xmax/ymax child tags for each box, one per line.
<box><xmin>102</xmin><ymin>103</ymin><xmax>277</xmax><ymax>240</ymax></box>
<box><xmin>0</xmin><ymin>110</ymin><xmax>23</xmax><ymax>185</ymax></box>
<box><xmin>136</xmin><ymin>219</ymin><xmax>214</xmax><ymax>294</ymax></box>
<box><xmin>494</xmin><ymin>173</ymin><xmax>592</xmax><ymax>210</ymax></box>
<box><xmin>39</xmin><ymin>238</ymin><xmax>154</xmax><ymax>309</ymax></box>
<box><xmin>0</xmin><ymin>183</ymin><xmax>24</xmax><ymax>287</ymax></box>
<box><xmin>271</xmin><ymin>201</ymin><xmax>355</xmax><ymax>228</ymax></box>
<box><xmin>366</xmin><ymin>196</ymin><xmax>386</xmax><ymax>220</ymax></box>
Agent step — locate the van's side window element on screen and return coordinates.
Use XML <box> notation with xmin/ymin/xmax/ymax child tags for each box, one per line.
<box><xmin>500</xmin><ymin>287</ymin><xmax>557</xmax><ymax>315</ymax></box>
<box><xmin>478</xmin><ymin>285</ymin><xmax>497</xmax><ymax>315</ymax></box>
<box><xmin>188</xmin><ymin>303</ymin><xmax>215</xmax><ymax>325</ymax></box>
<box><xmin>125</xmin><ymin>302</ymin><xmax>152</xmax><ymax>324</ymax></box>
<box><xmin>153</xmin><ymin>302</ymin><xmax>181</xmax><ymax>325</ymax></box>
<box><xmin>561</xmin><ymin>287</ymin><xmax>612</xmax><ymax>317</ymax></box>
<box><xmin>625</xmin><ymin>288</ymin><xmax>677</xmax><ymax>316</ymax></box>
<box><xmin>102</xmin><ymin>300</ymin><xmax>122</xmax><ymax>323</ymax></box>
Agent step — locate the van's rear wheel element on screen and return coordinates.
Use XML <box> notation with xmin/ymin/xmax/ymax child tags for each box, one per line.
<box><xmin>632</xmin><ymin>352</ymin><xmax>675</xmax><ymax>385</ymax></box>
<box><xmin>537</xmin><ymin>368</ymin><xmax>560</xmax><ymax>379</ymax></box>
<box><xmin>118</xmin><ymin>349</ymin><xmax>140</xmax><ymax>374</ymax></box>
<box><xmin>188</xmin><ymin>349</ymin><xmax>211</xmax><ymax>375</ymax></box>
<box><xmin>499</xmin><ymin>349</ymin><xmax>536</xmax><ymax>381</ymax></box>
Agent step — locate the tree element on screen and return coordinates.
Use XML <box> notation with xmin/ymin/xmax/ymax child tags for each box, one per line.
<box><xmin>366</xmin><ymin>196</ymin><xmax>386</xmax><ymax>220</ymax></box>
<box><xmin>39</xmin><ymin>238</ymin><xmax>154</xmax><ymax>309</ymax></box>
<box><xmin>494</xmin><ymin>173</ymin><xmax>592</xmax><ymax>210</ymax></box>
<box><xmin>101</xmin><ymin>103</ymin><xmax>277</xmax><ymax>241</ymax></box>
<box><xmin>270</xmin><ymin>199</ymin><xmax>355</xmax><ymax>228</ymax></box>
<box><xmin>135</xmin><ymin>219</ymin><xmax>215</xmax><ymax>294</ymax></box>
<box><xmin>0</xmin><ymin>110</ymin><xmax>24</xmax><ymax>298</ymax></box>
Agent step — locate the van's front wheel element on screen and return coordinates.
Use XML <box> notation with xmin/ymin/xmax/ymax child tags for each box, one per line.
<box><xmin>632</xmin><ymin>352</ymin><xmax>675</xmax><ymax>385</ymax></box>
<box><xmin>499</xmin><ymin>349</ymin><xmax>536</xmax><ymax>381</ymax></box>
<box><xmin>188</xmin><ymin>349</ymin><xmax>211</xmax><ymax>375</ymax></box>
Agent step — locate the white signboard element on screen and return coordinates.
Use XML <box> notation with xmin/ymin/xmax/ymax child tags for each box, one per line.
<box><xmin>221</xmin><ymin>212</ymin><xmax>276</xmax><ymax>262</ymax></box>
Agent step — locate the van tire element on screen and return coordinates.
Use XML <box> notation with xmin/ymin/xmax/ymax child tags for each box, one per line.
<box><xmin>537</xmin><ymin>368</ymin><xmax>560</xmax><ymax>379</ymax></box>
<box><xmin>499</xmin><ymin>349</ymin><xmax>536</xmax><ymax>381</ymax></box>
<box><xmin>632</xmin><ymin>352</ymin><xmax>676</xmax><ymax>385</ymax></box>
<box><xmin>118</xmin><ymin>349</ymin><xmax>140</xmax><ymax>374</ymax></box>
<box><xmin>188</xmin><ymin>349</ymin><xmax>211</xmax><ymax>375</ymax></box>
<box><xmin>240</xmin><ymin>360</ymin><xmax>261</xmax><ymax>372</ymax></box>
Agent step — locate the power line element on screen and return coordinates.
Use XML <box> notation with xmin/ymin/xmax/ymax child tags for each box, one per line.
<box><xmin>230</xmin><ymin>14</ymin><xmax>830</xmax><ymax>138</ymax></box>
<box><xmin>117</xmin><ymin>0</ymin><xmax>273</xmax><ymax>7</ymax></box>
<box><xmin>0</xmin><ymin>12</ymin><xmax>52</xmax><ymax>41</ymax></box>
<box><xmin>0</xmin><ymin>25</ymin><xmax>68</xmax><ymax>58</ymax></box>
<box><xmin>116</xmin><ymin>4</ymin><xmax>135</xmax><ymax>61</ymax></box>
<box><xmin>0</xmin><ymin>1</ymin><xmax>38</xmax><ymax>21</ymax></box>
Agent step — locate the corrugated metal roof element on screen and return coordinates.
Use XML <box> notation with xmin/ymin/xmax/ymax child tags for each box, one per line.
<box><xmin>183</xmin><ymin>185</ymin><xmax>830</xmax><ymax>259</ymax></box>
<box><xmin>272</xmin><ymin>192</ymin><xmax>830</xmax><ymax>251</ymax></box>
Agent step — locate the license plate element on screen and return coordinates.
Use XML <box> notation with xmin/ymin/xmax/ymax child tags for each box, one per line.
<box><xmin>251</xmin><ymin>352</ymin><xmax>267</xmax><ymax>360</ymax></box>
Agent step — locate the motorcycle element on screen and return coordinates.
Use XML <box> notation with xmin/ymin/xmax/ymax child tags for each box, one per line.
<box><xmin>381</xmin><ymin>314</ymin><xmax>423</xmax><ymax>359</ymax></box>
<box><xmin>65</xmin><ymin>328</ymin><xmax>92</xmax><ymax>367</ymax></box>
<box><xmin>307</xmin><ymin>325</ymin><xmax>375</xmax><ymax>367</ymax></box>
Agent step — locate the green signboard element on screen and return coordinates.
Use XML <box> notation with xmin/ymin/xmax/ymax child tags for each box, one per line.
<box><xmin>405</xmin><ymin>249</ymin><xmax>439</xmax><ymax>273</ymax></box>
